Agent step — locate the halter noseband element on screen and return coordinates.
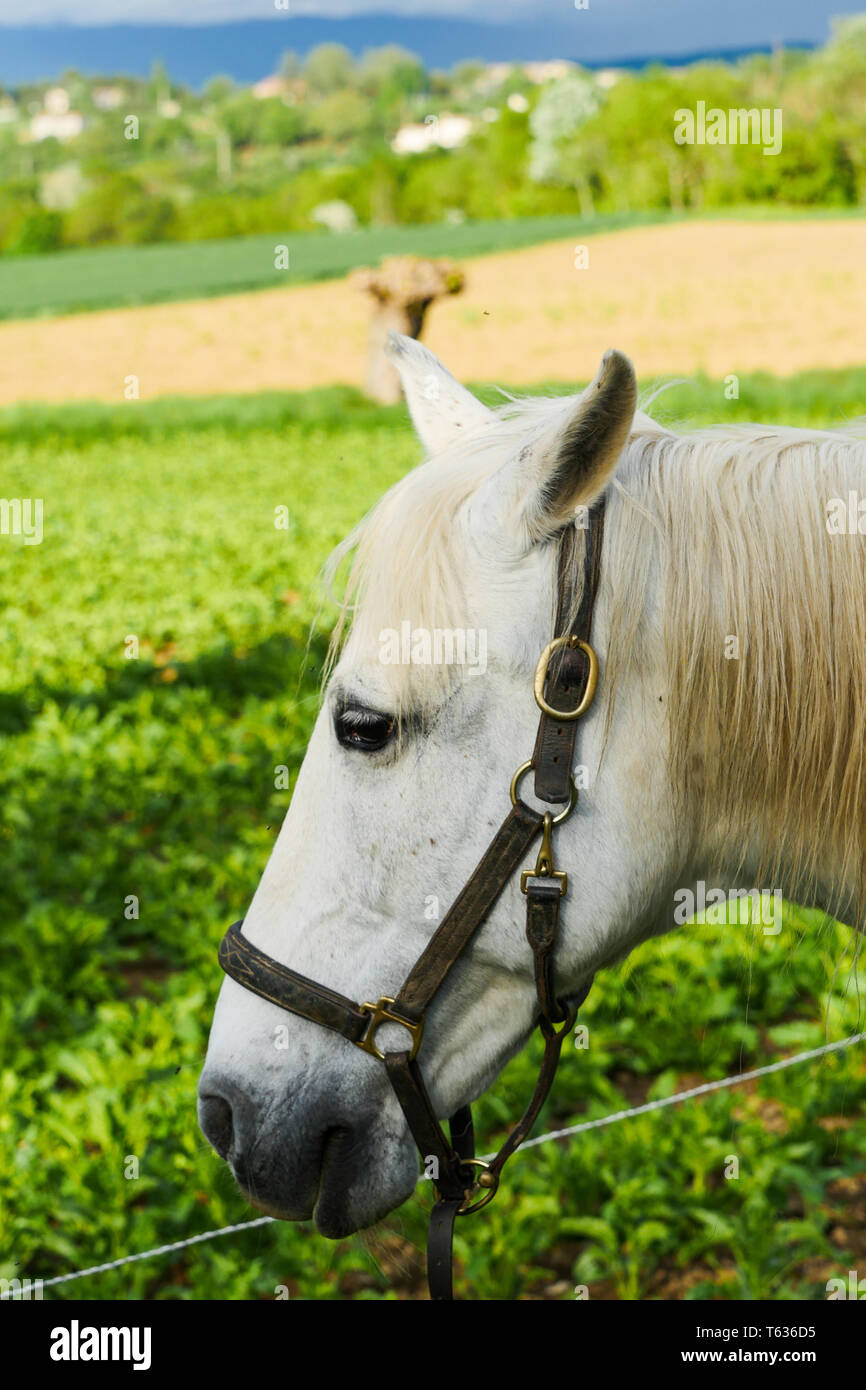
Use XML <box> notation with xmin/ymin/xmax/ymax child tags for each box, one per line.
<box><xmin>218</xmin><ymin>500</ymin><xmax>606</xmax><ymax>1300</ymax></box>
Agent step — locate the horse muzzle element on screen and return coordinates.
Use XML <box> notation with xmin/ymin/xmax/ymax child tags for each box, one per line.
<box><xmin>198</xmin><ymin>1069</ymin><xmax>417</xmax><ymax>1237</ymax></box>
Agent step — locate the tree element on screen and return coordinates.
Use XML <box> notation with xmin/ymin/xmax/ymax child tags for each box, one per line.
<box><xmin>357</xmin><ymin>45</ymin><xmax>427</xmax><ymax>98</ymax></box>
<box><xmin>828</xmin><ymin>14</ymin><xmax>866</xmax><ymax>53</ymax></box>
<box><xmin>258</xmin><ymin>98</ymin><xmax>304</xmax><ymax>146</ymax></box>
<box><xmin>353</xmin><ymin>256</ymin><xmax>464</xmax><ymax>402</ymax></box>
<box><xmin>7</xmin><ymin>207</ymin><xmax>63</xmax><ymax>255</ymax></box>
<box><xmin>204</xmin><ymin>75</ymin><xmax>235</xmax><ymax>105</ymax></box>
<box><xmin>221</xmin><ymin>94</ymin><xmax>260</xmax><ymax>147</ymax></box>
<box><xmin>528</xmin><ymin>70</ymin><xmax>601</xmax><ymax>184</ymax></box>
<box><xmin>64</xmin><ymin>172</ymin><xmax>177</xmax><ymax>246</ymax></box>
<box><xmin>304</xmin><ymin>44</ymin><xmax>355</xmax><ymax>96</ymax></box>
<box><xmin>309</xmin><ymin>90</ymin><xmax>373</xmax><ymax>143</ymax></box>
<box><xmin>279</xmin><ymin>50</ymin><xmax>302</xmax><ymax>82</ymax></box>
<box><xmin>451</xmin><ymin>60</ymin><xmax>485</xmax><ymax>90</ymax></box>
<box><xmin>150</xmin><ymin>60</ymin><xmax>171</xmax><ymax>106</ymax></box>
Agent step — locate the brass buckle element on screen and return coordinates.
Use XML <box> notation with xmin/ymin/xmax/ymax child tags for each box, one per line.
<box><xmin>510</xmin><ymin>761</ymin><xmax>577</xmax><ymax>824</ymax></box>
<box><xmin>456</xmin><ymin>1158</ymin><xmax>500</xmax><ymax>1215</ymax></box>
<box><xmin>533</xmin><ymin>634</ymin><xmax>598</xmax><ymax>721</ymax></box>
<box><xmin>520</xmin><ymin>811</ymin><xmax>567</xmax><ymax>896</ymax></box>
<box><xmin>357</xmin><ymin>997</ymin><xmax>424</xmax><ymax>1062</ymax></box>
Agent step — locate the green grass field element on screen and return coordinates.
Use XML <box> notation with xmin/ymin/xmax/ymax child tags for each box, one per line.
<box><xmin>1</xmin><ymin>370</ymin><xmax>864</xmax><ymax>1301</ymax></box>
<box><xmin>0</xmin><ymin>212</ymin><xmax>665</xmax><ymax>322</ymax></box>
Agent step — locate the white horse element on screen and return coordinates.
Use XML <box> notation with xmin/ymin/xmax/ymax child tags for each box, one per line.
<box><xmin>199</xmin><ymin>334</ymin><xmax>866</xmax><ymax>1239</ymax></box>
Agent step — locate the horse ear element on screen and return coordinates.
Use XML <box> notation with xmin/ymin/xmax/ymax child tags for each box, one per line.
<box><xmin>474</xmin><ymin>350</ymin><xmax>637</xmax><ymax>549</ymax></box>
<box><xmin>385</xmin><ymin>332</ymin><xmax>494</xmax><ymax>457</ymax></box>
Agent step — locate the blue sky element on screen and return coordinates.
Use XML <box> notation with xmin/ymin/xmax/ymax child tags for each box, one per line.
<box><xmin>0</xmin><ymin>1</ymin><xmax>860</xmax><ymax>86</ymax></box>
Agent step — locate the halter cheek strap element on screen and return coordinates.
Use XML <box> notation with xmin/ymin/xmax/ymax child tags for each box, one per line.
<box><xmin>218</xmin><ymin>499</ymin><xmax>606</xmax><ymax>1301</ymax></box>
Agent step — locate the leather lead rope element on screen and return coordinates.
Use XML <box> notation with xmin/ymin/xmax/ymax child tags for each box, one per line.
<box><xmin>421</xmin><ymin>992</ymin><xmax>580</xmax><ymax>1300</ymax></box>
<box><xmin>217</xmin><ymin>500</ymin><xmax>607</xmax><ymax>1301</ymax></box>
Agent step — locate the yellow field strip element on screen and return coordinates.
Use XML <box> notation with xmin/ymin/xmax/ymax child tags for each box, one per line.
<box><xmin>0</xmin><ymin>219</ymin><xmax>863</xmax><ymax>405</ymax></box>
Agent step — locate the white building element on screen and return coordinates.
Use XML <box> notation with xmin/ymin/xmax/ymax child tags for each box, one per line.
<box><xmin>253</xmin><ymin>75</ymin><xmax>287</xmax><ymax>100</ymax></box>
<box><xmin>93</xmin><ymin>86</ymin><xmax>124</xmax><ymax>110</ymax></box>
<box><xmin>44</xmin><ymin>86</ymin><xmax>70</xmax><ymax>115</ymax></box>
<box><xmin>391</xmin><ymin>112</ymin><xmax>473</xmax><ymax>155</ymax></box>
<box><xmin>595</xmin><ymin>68</ymin><xmax>624</xmax><ymax>90</ymax></box>
<box><xmin>523</xmin><ymin>60</ymin><xmax>575</xmax><ymax>83</ymax></box>
<box><xmin>30</xmin><ymin>111</ymin><xmax>85</xmax><ymax>142</ymax></box>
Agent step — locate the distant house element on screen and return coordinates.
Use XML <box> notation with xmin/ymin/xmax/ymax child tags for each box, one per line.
<box><xmin>252</xmin><ymin>74</ymin><xmax>305</xmax><ymax>104</ymax></box>
<box><xmin>523</xmin><ymin>60</ymin><xmax>575</xmax><ymax>84</ymax></box>
<box><xmin>311</xmin><ymin>199</ymin><xmax>358</xmax><ymax>233</ymax></box>
<box><xmin>595</xmin><ymin>68</ymin><xmax>624</xmax><ymax>89</ymax></box>
<box><xmin>30</xmin><ymin>111</ymin><xmax>85</xmax><ymax>142</ymax></box>
<box><xmin>391</xmin><ymin>112</ymin><xmax>473</xmax><ymax>155</ymax></box>
<box><xmin>92</xmin><ymin>86</ymin><xmax>125</xmax><ymax>110</ymax></box>
<box><xmin>473</xmin><ymin>59</ymin><xmax>579</xmax><ymax>94</ymax></box>
<box><xmin>28</xmin><ymin>85</ymin><xmax>84</xmax><ymax>141</ymax></box>
<box><xmin>391</xmin><ymin>123</ymin><xmax>432</xmax><ymax>154</ymax></box>
<box><xmin>434</xmin><ymin>114</ymin><xmax>473</xmax><ymax>148</ymax></box>
<box><xmin>480</xmin><ymin>63</ymin><xmax>515</xmax><ymax>88</ymax></box>
<box><xmin>253</xmin><ymin>75</ymin><xmax>287</xmax><ymax>100</ymax></box>
<box><xmin>44</xmin><ymin>86</ymin><xmax>70</xmax><ymax>115</ymax></box>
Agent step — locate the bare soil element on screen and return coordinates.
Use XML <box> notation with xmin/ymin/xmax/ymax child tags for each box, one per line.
<box><xmin>1</xmin><ymin>219</ymin><xmax>864</xmax><ymax>405</ymax></box>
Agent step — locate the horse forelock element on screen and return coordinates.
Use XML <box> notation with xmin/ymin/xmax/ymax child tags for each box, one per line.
<box><xmin>321</xmin><ymin>394</ymin><xmax>584</xmax><ymax>712</ymax></box>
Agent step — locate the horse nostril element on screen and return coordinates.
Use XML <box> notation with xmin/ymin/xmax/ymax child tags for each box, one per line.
<box><xmin>199</xmin><ymin>1093</ymin><xmax>235</xmax><ymax>1160</ymax></box>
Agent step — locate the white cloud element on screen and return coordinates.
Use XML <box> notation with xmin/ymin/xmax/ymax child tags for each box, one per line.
<box><xmin>0</xmin><ymin>0</ymin><xmax>554</xmax><ymax>21</ymax></box>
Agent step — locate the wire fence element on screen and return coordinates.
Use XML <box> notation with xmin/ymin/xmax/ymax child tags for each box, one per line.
<box><xmin>3</xmin><ymin>1028</ymin><xmax>863</xmax><ymax>1298</ymax></box>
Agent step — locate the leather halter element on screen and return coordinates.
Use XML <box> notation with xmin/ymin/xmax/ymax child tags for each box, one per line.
<box><xmin>218</xmin><ymin>499</ymin><xmax>606</xmax><ymax>1300</ymax></box>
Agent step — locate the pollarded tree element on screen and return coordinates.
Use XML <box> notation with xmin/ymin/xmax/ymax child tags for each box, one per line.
<box><xmin>353</xmin><ymin>256</ymin><xmax>464</xmax><ymax>403</ymax></box>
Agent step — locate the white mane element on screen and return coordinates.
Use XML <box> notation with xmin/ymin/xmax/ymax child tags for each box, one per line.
<box><xmin>326</xmin><ymin>392</ymin><xmax>866</xmax><ymax>923</ymax></box>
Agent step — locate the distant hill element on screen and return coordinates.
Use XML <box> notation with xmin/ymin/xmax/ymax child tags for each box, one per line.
<box><xmin>0</xmin><ymin>15</ymin><xmax>816</xmax><ymax>88</ymax></box>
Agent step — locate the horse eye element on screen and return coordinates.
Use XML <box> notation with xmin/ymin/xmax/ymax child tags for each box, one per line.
<box><xmin>335</xmin><ymin>706</ymin><xmax>396</xmax><ymax>753</ymax></box>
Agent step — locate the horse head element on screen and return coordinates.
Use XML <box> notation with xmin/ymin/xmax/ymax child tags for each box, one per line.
<box><xmin>197</xmin><ymin>336</ymin><xmax>689</xmax><ymax>1236</ymax></box>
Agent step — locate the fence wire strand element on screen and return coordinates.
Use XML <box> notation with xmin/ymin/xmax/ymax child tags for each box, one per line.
<box><xmin>4</xmin><ymin>1029</ymin><xmax>862</xmax><ymax>1297</ymax></box>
